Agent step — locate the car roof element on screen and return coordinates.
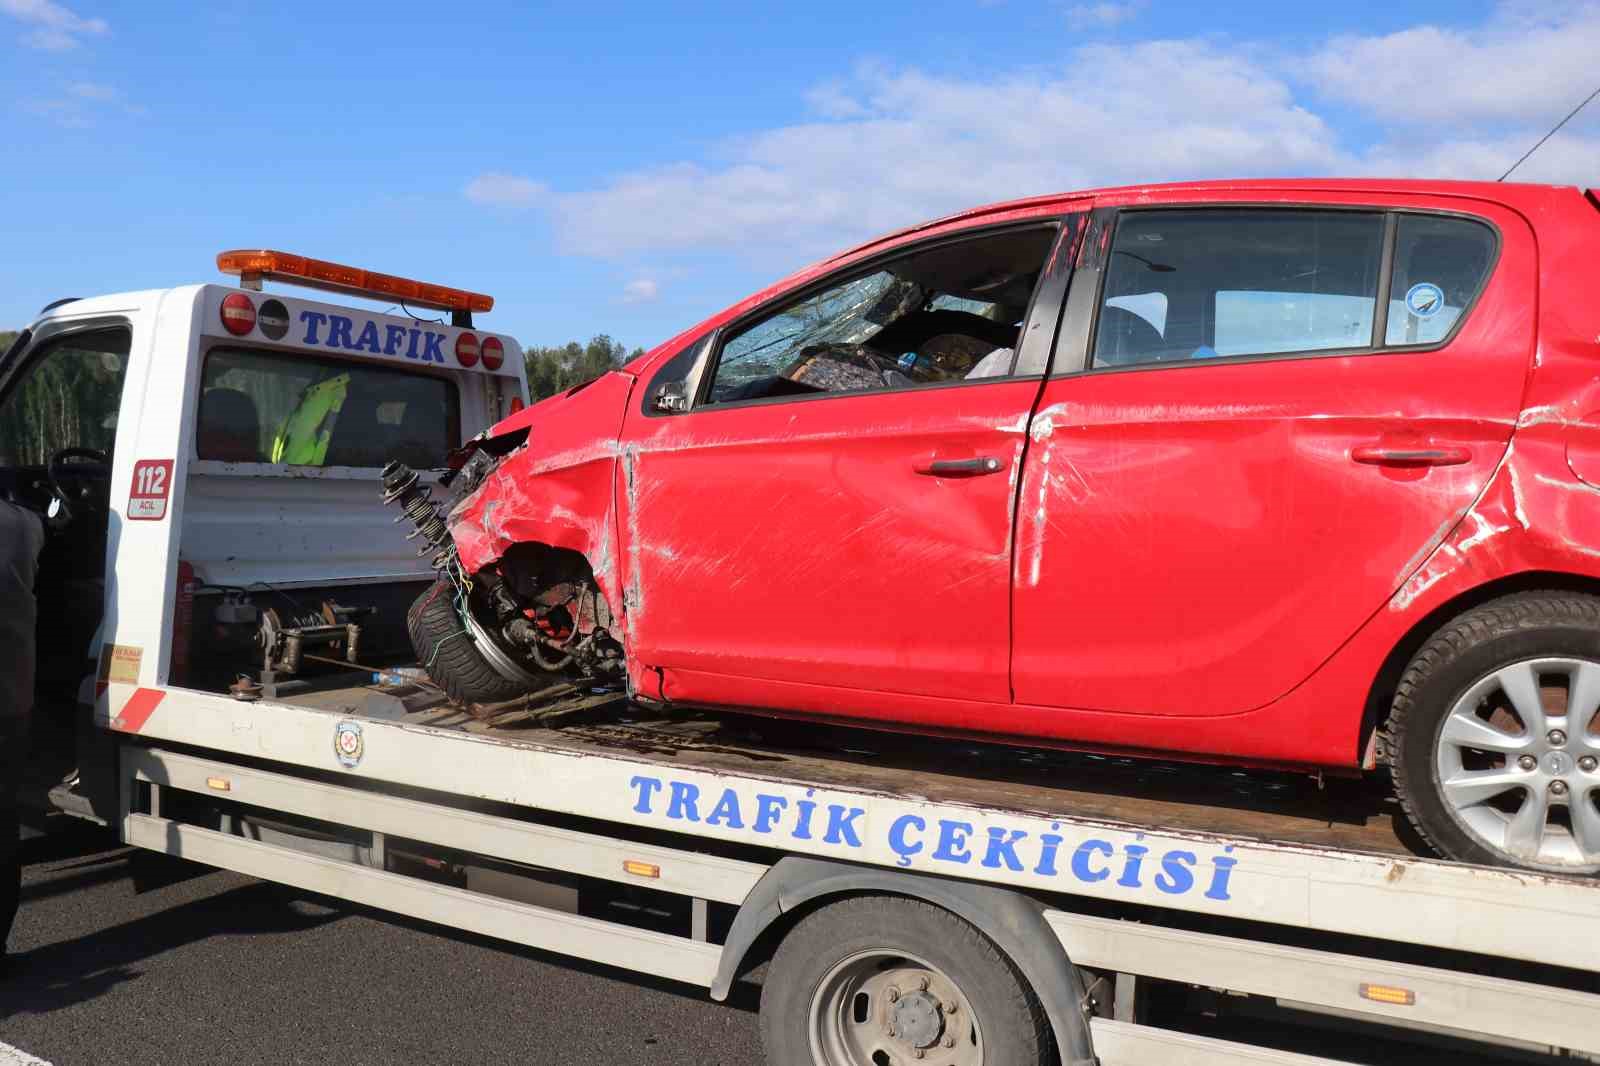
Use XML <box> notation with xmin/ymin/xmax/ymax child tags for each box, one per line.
<box><xmin>825</xmin><ymin>178</ymin><xmax>1585</xmax><ymax>265</ymax></box>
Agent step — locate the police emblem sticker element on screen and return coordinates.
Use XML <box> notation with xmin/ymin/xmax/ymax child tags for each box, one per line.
<box><xmin>1405</xmin><ymin>282</ymin><xmax>1445</xmax><ymax>319</ymax></box>
<box><xmin>333</xmin><ymin>720</ymin><xmax>364</xmax><ymax>769</ymax></box>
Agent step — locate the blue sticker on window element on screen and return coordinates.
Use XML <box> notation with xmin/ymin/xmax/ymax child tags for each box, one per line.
<box><xmin>1404</xmin><ymin>283</ymin><xmax>1445</xmax><ymax>319</ymax></box>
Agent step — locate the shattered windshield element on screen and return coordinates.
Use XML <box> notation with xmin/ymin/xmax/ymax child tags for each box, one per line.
<box><xmin>711</xmin><ymin>272</ymin><xmax>924</xmax><ymax>398</ymax></box>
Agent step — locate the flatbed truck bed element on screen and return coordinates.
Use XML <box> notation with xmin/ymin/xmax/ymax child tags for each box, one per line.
<box><xmin>91</xmin><ymin>674</ymin><xmax>1600</xmax><ymax>1065</ymax></box>
<box><xmin>325</xmin><ymin>684</ymin><xmax>1416</xmax><ymax>859</ymax></box>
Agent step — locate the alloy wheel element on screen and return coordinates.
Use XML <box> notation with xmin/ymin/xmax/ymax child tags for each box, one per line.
<box><xmin>1434</xmin><ymin>657</ymin><xmax>1600</xmax><ymax>869</ymax></box>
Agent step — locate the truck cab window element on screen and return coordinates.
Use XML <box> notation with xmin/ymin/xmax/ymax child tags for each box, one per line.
<box><xmin>0</xmin><ymin>328</ymin><xmax>131</xmax><ymax>468</ymax></box>
<box><xmin>199</xmin><ymin>348</ymin><xmax>461</xmax><ymax>468</ymax></box>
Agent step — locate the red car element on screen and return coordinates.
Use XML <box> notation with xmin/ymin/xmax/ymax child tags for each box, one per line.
<box><xmin>396</xmin><ymin>179</ymin><xmax>1600</xmax><ymax>876</ymax></box>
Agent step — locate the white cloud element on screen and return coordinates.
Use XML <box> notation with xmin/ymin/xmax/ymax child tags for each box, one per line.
<box><xmin>1307</xmin><ymin>3</ymin><xmax>1600</xmax><ymax>126</ymax></box>
<box><xmin>547</xmin><ymin>40</ymin><xmax>1346</xmax><ymax>261</ymax></box>
<box><xmin>24</xmin><ymin>79</ymin><xmax>143</xmax><ymax>127</ymax></box>
<box><xmin>463</xmin><ymin>172</ymin><xmax>547</xmax><ymax>209</ymax></box>
<box><xmin>1362</xmin><ymin>131</ymin><xmax>1600</xmax><ymax>184</ymax></box>
<box><xmin>621</xmin><ymin>278</ymin><xmax>660</xmax><ymax>304</ymax></box>
<box><xmin>1065</xmin><ymin>3</ymin><xmax>1141</xmax><ymax>30</ymax></box>
<box><xmin>472</xmin><ymin>1</ymin><xmax>1598</xmax><ymax>265</ymax></box>
<box><xmin>67</xmin><ymin>80</ymin><xmax>116</xmax><ymax>100</ymax></box>
<box><xmin>0</xmin><ymin>0</ymin><xmax>108</xmax><ymax>50</ymax></box>
<box><xmin>23</xmin><ymin>97</ymin><xmax>90</xmax><ymax>127</ymax></box>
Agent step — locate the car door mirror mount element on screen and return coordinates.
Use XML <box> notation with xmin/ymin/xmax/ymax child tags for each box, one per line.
<box><xmin>653</xmin><ymin>380</ymin><xmax>689</xmax><ymax>414</ymax></box>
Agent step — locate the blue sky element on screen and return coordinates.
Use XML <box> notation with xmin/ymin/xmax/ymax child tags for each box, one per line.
<box><xmin>2</xmin><ymin>0</ymin><xmax>1595</xmax><ymax>352</ymax></box>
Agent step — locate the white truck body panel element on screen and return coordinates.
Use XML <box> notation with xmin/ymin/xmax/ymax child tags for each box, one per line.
<box><xmin>99</xmin><ymin>679</ymin><xmax>1600</xmax><ymax>975</ymax></box>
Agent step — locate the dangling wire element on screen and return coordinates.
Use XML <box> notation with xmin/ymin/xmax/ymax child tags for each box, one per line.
<box><xmin>1499</xmin><ymin>83</ymin><xmax>1600</xmax><ymax>181</ymax></box>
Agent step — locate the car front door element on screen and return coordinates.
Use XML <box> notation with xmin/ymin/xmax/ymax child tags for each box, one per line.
<box><xmin>1012</xmin><ymin>196</ymin><xmax>1533</xmax><ymax>726</ymax></box>
<box><xmin>618</xmin><ymin>218</ymin><xmax>1079</xmax><ymax>718</ymax></box>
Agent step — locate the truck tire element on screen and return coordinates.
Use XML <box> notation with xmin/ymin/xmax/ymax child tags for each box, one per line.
<box><xmin>406</xmin><ymin>580</ymin><xmax>529</xmax><ymax>706</ymax></box>
<box><xmin>1389</xmin><ymin>591</ymin><xmax>1600</xmax><ymax>874</ymax></box>
<box><xmin>760</xmin><ymin>895</ymin><xmax>1053</xmax><ymax>1066</ymax></box>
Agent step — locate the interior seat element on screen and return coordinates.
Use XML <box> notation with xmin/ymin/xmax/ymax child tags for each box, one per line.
<box><xmin>196</xmin><ymin>388</ymin><xmax>262</xmax><ymax>462</ymax></box>
<box><xmin>870</xmin><ymin>309</ymin><xmax>1019</xmax><ymax>355</ymax></box>
<box><xmin>324</xmin><ymin>393</ymin><xmax>385</xmax><ymax>467</ymax></box>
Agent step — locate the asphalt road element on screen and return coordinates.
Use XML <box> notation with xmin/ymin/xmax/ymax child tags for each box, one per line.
<box><xmin>0</xmin><ymin>813</ymin><xmax>764</xmax><ymax>1066</ymax></box>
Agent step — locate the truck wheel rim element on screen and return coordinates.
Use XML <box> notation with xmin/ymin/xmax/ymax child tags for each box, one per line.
<box><xmin>1435</xmin><ymin>657</ymin><xmax>1600</xmax><ymax>869</ymax></box>
<box><xmin>808</xmin><ymin>950</ymin><xmax>982</xmax><ymax>1066</ymax></box>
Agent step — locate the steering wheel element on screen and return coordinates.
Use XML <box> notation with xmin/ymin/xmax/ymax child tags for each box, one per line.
<box><xmin>46</xmin><ymin>447</ymin><xmax>111</xmax><ymax>526</ymax></box>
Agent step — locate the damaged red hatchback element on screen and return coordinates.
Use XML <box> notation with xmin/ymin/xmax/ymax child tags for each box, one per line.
<box><xmin>393</xmin><ymin>179</ymin><xmax>1600</xmax><ymax>875</ymax></box>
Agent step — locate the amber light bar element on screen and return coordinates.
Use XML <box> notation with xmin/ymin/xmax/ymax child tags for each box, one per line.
<box><xmin>216</xmin><ymin>249</ymin><xmax>494</xmax><ymax>314</ymax></box>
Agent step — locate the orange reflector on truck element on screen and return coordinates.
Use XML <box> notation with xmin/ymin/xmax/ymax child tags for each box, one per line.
<box><xmin>1359</xmin><ymin>983</ymin><xmax>1416</xmax><ymax>1006</ymax></box>
<box><xmin>216</xmin><ymin>250</ymin><xmax>494</xmax><ymax>313</ymax></box>
<box><xmin>622</xmin><ymin>860</ymin><xmax>661</xmax><ymax>879</ymax></box>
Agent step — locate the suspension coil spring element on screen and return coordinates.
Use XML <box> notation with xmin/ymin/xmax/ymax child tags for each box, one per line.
<box><xmin>381</xmin><ymin>461</ymin><xmax>455</xmax><ymax>571</ymax></box>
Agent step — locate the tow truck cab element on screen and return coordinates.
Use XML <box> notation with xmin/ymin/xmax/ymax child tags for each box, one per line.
<box><xmin>0</xmin><ymin>255</ymin><xmax>525</xmax><ymax>796</ymax></box>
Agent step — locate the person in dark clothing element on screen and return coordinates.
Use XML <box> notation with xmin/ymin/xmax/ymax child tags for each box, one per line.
<box><xmin>1</xmin><ymin>499</ymin><xmax>45</xmax><ymax>962</ymax></box>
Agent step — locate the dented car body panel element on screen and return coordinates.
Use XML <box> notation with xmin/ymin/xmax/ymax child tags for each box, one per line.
<box><xmin>447</xmin><ymin>178</ymin><xmax>1600</xmax><ymax>771</ymax></box>
<box><xmin>449</xmin><ymin>370</ymin><xmax>635</xmax><ymax>618</ymax></box>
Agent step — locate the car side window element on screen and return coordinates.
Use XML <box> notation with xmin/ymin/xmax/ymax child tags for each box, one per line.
<box><xmin>1092</xmin><ymin>210</ymin><xmax>1386</xmax><ymax>369</ymax></box>
<box><xmin>1384</xmin><ymin>215</ymin><xmax>1496</xmax><ymax>346</ymax></box>
<box><xmin>704</xmin><ymin>227</ymin><xmax>1057</xmax><ymax>406</ymax></box>
<box><xmin>0</xmin><ymin>328</ymin><xmax>131</xmax><ymax>467</ymax></box>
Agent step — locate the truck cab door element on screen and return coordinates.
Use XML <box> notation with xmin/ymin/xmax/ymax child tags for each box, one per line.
<box><xmin>0</xmin><ymin>323</ymin><xmax>133</xmax><ymax>797</ymax></box>
<box><xmin>0</xmin><ymin>326</ymin><xmax>133</xmax><ymax>684</ymax></box>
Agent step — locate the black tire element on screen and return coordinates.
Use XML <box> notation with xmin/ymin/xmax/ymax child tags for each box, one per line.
<box><xmin>760</xmin><ymin>895</ymin><xmax>1054</xmax><ymax>1066</ymax></box>
<box><xmin>1388</xmin><ymin>590</ymin><xmax>1600</xmax><ymax>873</ymax></box>
<box><xmin>406</xmin><ymin>580</ymin><xmax>529</xmax><ymax>705</ymax></box>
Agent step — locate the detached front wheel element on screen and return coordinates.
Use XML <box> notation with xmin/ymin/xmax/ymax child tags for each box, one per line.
<box><xmin>760</xmin><ymin>896</ymin><xmax>1053</xmax><ymax>1066</ymax></box>
<box><xmin>1390</xmin><ymin>592</ymin><xmax>1600</xmax><ymax>874</ymax></box>
<box><xmin>407</xmin><ymin>579</ymin><xmax>533</xmax><ymax>705</ymax></box>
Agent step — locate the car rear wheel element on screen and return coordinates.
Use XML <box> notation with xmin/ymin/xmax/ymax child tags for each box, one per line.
<box><xmin>1389</xmin><ymin>592</ymin><xmax>1600</xmax><ymax>874</ymax></box>
<box><xmin>406</xmin><ymin>579</ymin><xmax>532</xmax><ymax>706</ymax></box>
<box><xmin>760</xmin><ymin>896</ymin><xmax>1053</xmax><ymax>1066</ymax></box>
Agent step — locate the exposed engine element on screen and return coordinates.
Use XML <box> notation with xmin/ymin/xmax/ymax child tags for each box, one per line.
<box><xmin>381</xmin><ymin>459</ymin><xmax>624</xmax><ymax>690</ymax></box>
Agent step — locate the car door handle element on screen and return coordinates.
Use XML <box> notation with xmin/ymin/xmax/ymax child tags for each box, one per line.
<box><xmin>1351</xmin><ymin>444</ymin><xmax>1472</xmax><ymax>467</ymax></box>
<box><xmin>914</xmin><ymin>456</ymin><xmax>1005</xmax><ymax>477</ymax></box>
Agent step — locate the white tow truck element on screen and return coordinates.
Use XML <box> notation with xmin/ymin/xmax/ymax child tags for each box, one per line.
<box><xmin>4</xmin><ymin>254</ymin><xmax>1597</xmax><ymax>1066</ymax></box>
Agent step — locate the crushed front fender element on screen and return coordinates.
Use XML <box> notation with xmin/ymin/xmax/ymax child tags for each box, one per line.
<box><xmin>448</xmin><ymin>371</ymin><xmax>636</xmax><ymax>619</ymax></box>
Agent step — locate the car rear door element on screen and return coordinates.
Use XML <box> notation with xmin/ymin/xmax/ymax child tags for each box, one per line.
<box><xmin>1012</xmin><ymin>193</ymin><xmax>1535</xmax><ymax>720</ymax></box>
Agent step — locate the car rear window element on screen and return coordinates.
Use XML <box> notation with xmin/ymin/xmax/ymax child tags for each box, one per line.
<box><xmin>1384</xmin><ymin>215</ymin><xmax>1497</xmax><ymax>346</ymax></box>
<box><xmin>197</xmin><ymin>347</ymin><xmax>459</xmax><ymax>468</ymax></box>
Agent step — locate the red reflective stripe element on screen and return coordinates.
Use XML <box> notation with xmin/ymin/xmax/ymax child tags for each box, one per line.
<box><xmin>112</xmin><ymin>688</ymin><xmax>165</xmax><ymax>733</ymax></box>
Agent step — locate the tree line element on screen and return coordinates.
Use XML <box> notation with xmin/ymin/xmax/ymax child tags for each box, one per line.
<box><xmin>523</xmin><ymin>334</ymin><xmax>646</xmax><ymax>402</ymax></box>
